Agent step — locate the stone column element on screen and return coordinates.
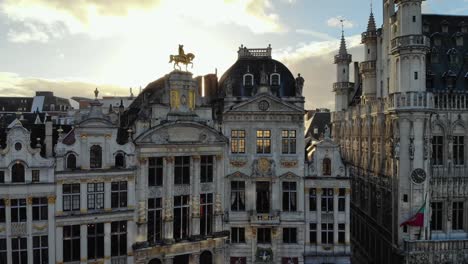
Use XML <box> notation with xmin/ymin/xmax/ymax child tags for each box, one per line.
<box><xmin>127</xmin><ymin>221</ymin><xmax>136</xmax><ymax>264</ymax></box>
<box><xmin>80</xmin><ymin>224</ymin><xmax>87</xmax><ymax>263</ymax></box>
<box><xmin>104</xmin><ymin>222</ymin><xmax>111</xmax><ymax>264</ymax></box>
<box><xmin>215</xmin><ymin>155</ymin><xmax>224</xmax><ymax>231</ymax></box>
<box><xmin>316</xmin><ymin>188</ymin><xmax>322</xmax><ymax>245</ymax></box>
<box><xmin>164</xmin><ymin>256</ymin><xmax>174</xmax><ymax>264</ymax></box>
<box><xmin>164</xmin><ymin>157</ymin><xmax>174</xmax><ymax>242</ymax></box>
<box><xmin>136</xmin><ymin>158</ymin><xmax>148</xmax><ymax>242</ymax></box>
<box><xmin>56</xmin><ymin>182</ymin><xmax>63</xmax><ymax>215</ymax></box>
<box><xmin>104</xmin><ymin>180</ymin><xmax>112</xmax><ymax>212</ymax></box>
<box><xmin>27</xmin><ymin>196</ymin><xmax>33</xmax><ymax>264</ymax></box>
<box><xmin>47</xmin><ymin>196</ymin><xmax>56</xmax><ymax>264</ymax></box>
<box><xmin>272</xmin><ymin>179</ymin><xmax>280</xmax><ymax>212</ymax></box>
<box><xmin>297</xmin><ymin>181</ymin><xmax>305</xmax><ymax>215</ymax></box>
<box><xmin>5</xmin><ymin>199</ymin><xmax>12</xmax><ymax>264</ymax></box>
<box><xmin>56</xmin><ymin>226</ymin><xmax>63</xmax><ymax>264</ymax></box>
<box><xmin>214</xmin><ymin>248</ymin><xmax>224</xmax><ymax>264</ymax></box>
<box><xmin>128</xmin><ymin>176</ymin><xmax>136</xmax><ymax>209</ymax></box>
<box><xmin>80</xmin><ymin>180</ymin><xmax>87</xmax><ymax>214</ymax></box>
<box><xmin>249</xmin><ymin>181</ymin><xmax>256</xmax><ymax>212</ymax></box>
<box><xmin>345</xmin><ymin>188</ymin><xmax>351</xmax><ymax>244</ymax></box>
<box><xmin>333</xmin><ymin>188</ymin><xmax>339</xmax><ymax>244</ymax></box>
<box><xmin>192</xmin><ymin>155</ymin><xmax>201</xmax><ymax>236</ymax></box>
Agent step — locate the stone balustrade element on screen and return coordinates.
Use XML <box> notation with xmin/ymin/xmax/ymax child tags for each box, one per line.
<box><xmin>249</xmin><ymin>210</ymin><xmax>280</xmax><ymax>225</ymax></box>
<box><xmin>433</xmin><ymin>93</ymin><xmax>468</xmax><ymax>110</ymax></box>
<box><xmin>404</xmin><ymin>239</ymin><xmax>468</xmax><ymax>253</ymax></box>
<box><xmin>390</xmin><ymin>34</ymin><xmax>430</xmax><ymax>53</ymax></box>
<box><xmin>385</xmin><ymin>92</ymin><xmax>434</xmax><ymax>110</ymax></box>
<box><xmin>359</xmin><ymin>61</ymin><xmax>377</xmax><ymax>73</ymax></box>
<box><xmin>333</xmin><ymin>82</ymin><xmax>354</xmax><ymax>92</ymax></box>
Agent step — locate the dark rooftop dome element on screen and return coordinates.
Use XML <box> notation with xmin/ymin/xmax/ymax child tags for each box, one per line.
<box><xmin>219</xmin><ymin>45</ymin><xmax>297</xmax><ymax>97</ymax></box>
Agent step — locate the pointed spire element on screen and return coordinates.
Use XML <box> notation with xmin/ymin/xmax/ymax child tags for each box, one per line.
<box><xmin>339</xmin><ymin>20</ymin><xmax>348</xmax><ymax>55</ymax></box>
<box><xmin>367</xmin><ymin>1</ymin><xmax>377</xmax><ymax>32</ymax></box>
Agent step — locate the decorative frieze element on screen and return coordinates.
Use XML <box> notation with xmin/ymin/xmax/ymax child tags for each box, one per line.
<box><xmin>280</xmin><ymin>159</ymin><xmax>298</xmax><ymax>168</ymax></box>
<box><xmin>230</xmin><ymin>158</ymin><xmax>247</xmax><ymax>168</ymax></box>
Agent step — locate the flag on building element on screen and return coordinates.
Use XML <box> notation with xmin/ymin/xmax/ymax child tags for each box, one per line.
<box><xmin>400</xmin><ymin>202</ymin><xmax>425</xmax><ymax>227</ymax></box>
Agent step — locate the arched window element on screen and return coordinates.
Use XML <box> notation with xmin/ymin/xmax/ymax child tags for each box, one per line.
<box><xmin>270</xmin><ymin>74</ymin><xmax>280</xmax><ymax>86</ymax></box>
<box><xmin>322</xmin><ymin>158</ymin><xmax>331</xmax><ymax>176</ymax></box>
<box><xmin>200</xmin><ymin>251</ymin><xmax>213</xmax><ymax>264</ymax></box>
<box><xmin>66</xmin><ymin>154</ymin><xmax>76</xmax><ymax>170</ymax></box>
<box><xmin>243</xmin><ymin>74</ymin><xmax>253</xmax><ymax>86</ymax></box>
<box><xmin>115</xmin><ymin>153</ymin><xmax>125</xmax><ymax>168</ymax></box>
<box><xmin>148</xmin><ymin>259</ymin><xmax>162</xmax><ymax>264</ymax></box>
<box><xmin>12</xmin><ymin>163</ymin><xmax>25</xmax><ymax>183</ymax></box>
<box><xmin>90</xmin><ymin>145</ymin><xmax>102</xmax><ymax>169</ymax></box>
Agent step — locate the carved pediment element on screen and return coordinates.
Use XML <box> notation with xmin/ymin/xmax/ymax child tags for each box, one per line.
<box><xmin>278</xmin><ymin>172</ymin><xmax>301</xmax><ymax>179</ymax></box>
<box><xmin>226</xmin><ymin>171</ymin><xmax>249</xmax><ymax>179</ymax></box>
<box><xmin>226</xmin><ymin>94</ymin><xmax>303</xmax><ymax>114</ymax></box>
<box><xmin>135</xmin><ymin>121</ymin><xmax>227</xmax><ymax>144</ymax></box>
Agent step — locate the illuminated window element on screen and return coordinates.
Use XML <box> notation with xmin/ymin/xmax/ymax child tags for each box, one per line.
<box><xmin>231</xmin><ymin>130</ymin><xmax>246</xmax><ymax>154</ymax></box>
<box><xmin>256</xmin><ymin>130</ymin><xmax>271</xmax><ymax>154</ymax></box>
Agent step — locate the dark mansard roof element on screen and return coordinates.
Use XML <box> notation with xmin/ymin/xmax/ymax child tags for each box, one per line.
<box><xmin>423</xmin><ymin>14</ymin><xmax>468</xmax><ymax>92</ymax></box>
<box><xmin>218</xmin><ymin>48</ymin><xmax>297</xmax><ymax>97</ymax></box>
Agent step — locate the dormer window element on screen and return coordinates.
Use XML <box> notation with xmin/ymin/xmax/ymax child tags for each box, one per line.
<box><xmin>12</xmin><ymin>163</ymin><xmax>25</xmax><ymax>183</ymax></box>
<box><xmin>322</xmin><ymin>158</ymin><xmax>331</xmax><ymax>176</ymax></box>
<box><xmin>115</xmin><ymin>153</ymin><xmax>125</xmax><ymax>168</ymax></box>
<box><xmin>270</xmin><ymin>73</ymin><xmax>280</xmax><ymax>86</ymax></box>
<box><xmin>441</xmin><ymin>21</ymin><xmax>449</xmax><ymax>33</ymax></box>
<box><xmin>243</xmin><ymin>74</ymin><xmax>253</xmax><ymax>86</ymax></box>
<box><xmin>66</xmin><ymin>154</ymin><xmax>77</xmax><ymax>169</ymax></box>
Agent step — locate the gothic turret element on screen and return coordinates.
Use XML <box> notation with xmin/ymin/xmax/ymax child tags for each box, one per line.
<box><xmin>360</xmin><ymin>9</ymin><xmax>378</xmax><ymax>100</ymax></box>
<box><xmin>333</xmin><ymin>28</ymin><xmax>353</xmax><ymax>111</ymax></box>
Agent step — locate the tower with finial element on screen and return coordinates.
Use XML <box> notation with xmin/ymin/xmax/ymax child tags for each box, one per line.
<box><xmin>333</xmin><ymin>19</ymin><xmax>353</xmax><ymax>111</ymax></box>
<box><xmin>360</xmin><ymin>1</ymin><xmax>378</xmax><ymax>100</ymax></box>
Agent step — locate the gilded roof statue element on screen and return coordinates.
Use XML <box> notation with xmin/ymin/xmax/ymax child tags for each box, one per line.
<box><xmin>169</xmin><ymin>44</ymin><xmax>195</xmax><ymax>71</ymax></box>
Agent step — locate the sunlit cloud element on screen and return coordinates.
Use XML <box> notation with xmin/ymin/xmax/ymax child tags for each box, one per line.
<box><xmin>327</xmin><ymin>16</ymin><xmax>355</xmax><ymax>29</ymax></box>
<box><xmin>295</xmin><ymin>29</ymin><xmax>335</xmax><ymax>41</ymax></box>
<box><xmin>1</xmin><ymin>0</ymin><xmax>285</xmax><ymax>43</ymax></box>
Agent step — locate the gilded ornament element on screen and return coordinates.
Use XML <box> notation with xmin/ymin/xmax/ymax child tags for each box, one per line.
<box><xmin>230</xmin><ymin>159</ymin><xmax>247</xmax><ymax>167</ymax></box>
<box><xmin>169</xmin><ymin>44</ymin><xmax>195</xmax><ymax>71</ymax></box>
<box><xmin>47</xmin><ymin>196</ymin><xmax>56</xmax><ymax>204</ymax></box>
<box><xmin>280</xmin><ymin>159</ymin><xmax>298</xmax><ymax>168</ymax></box>
<box><xmin>27</xmin><ymin>197</ymin><xmax>33</xmax><ymax>205</ymax></box>
<box><xmin>170</xmin><ymin>90</ymin><xmax>180</xmax><ymax>110</ymax></box>
<box><xmin>188</xmin><ymin>90</ymin><xmax>196</xmax><ymax>110</ymax></box>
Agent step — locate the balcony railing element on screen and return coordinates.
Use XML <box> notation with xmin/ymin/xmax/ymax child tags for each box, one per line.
<box><xmin>333</xmin><ymin>82</ymin><xmax>354</xmax><ymax>91</ymax></box>
<box><xmin>359</xmin><ymin>61</ymin><xmax>376</xmax><ymax>73</ymax></box>
<box><xmin>404</xmin><ymin>239</ymin><xmax>468</xmax><ymax>253</ymax></box>
<box><xmin>334</xmin><ymin>53</ymin><xmax>352</xmax><ymax>63</ymax></box>
<box><xmin>249</xmin><ymin>211</ymin><xmax>280</xmax><ymax>225</ymax></box>
<box><xmin>385</xmin><ymin>92</ymin><xmax>434</xmax><ymax>110</ymax></box>
<box><xmin>433</xmin><ymin>93</ymin><xmax>468</xmax><ymax>110</ymax></box>
<box><xmin>390</xmin><ymin>35</ymin><xmax>430</xmax><ymax>53</ymax></box>
<box><xmin>111</xmin><ymin>256</ymin><xmax>127</xmax><ymax>264</ymax></box>
<box><xmin>361</xmin><ymin>31</ymin><xmax>377</xmax><ymax>43</ymax></box>
<box><xmin>238</xmin><ymin>46</ymin><xmax>272</xmax><ymax>59</ymax></box>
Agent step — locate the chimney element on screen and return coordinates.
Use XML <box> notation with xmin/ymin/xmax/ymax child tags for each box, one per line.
<box><xmin>45</xmin><ymin>116</ymin><xmax>53</xmax><ymax>157</ymax></box>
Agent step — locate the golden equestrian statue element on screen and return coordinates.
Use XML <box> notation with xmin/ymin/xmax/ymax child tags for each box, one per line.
<box><xmin>169</xmin><ymin>45</ymin><xmax>195</xmax><ymax>71</ymax></box>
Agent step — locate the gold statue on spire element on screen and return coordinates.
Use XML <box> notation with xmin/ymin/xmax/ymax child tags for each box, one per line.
<box><xmin>169</xmin><ymin>44</ymin><xmax>195</xmax><ymax>71</ymax></box>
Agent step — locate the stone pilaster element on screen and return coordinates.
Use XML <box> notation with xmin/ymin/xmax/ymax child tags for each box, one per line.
<box><xmin>5</xmin><ymin>199</ymin><xmax>12</xmax><ymax>264</ymax></box>
<box><xmin>345</xmin><ymin>188</ymin><xmax>351</xmax><ymax>244</ymax></box>
<box><xmin>104</xmin><ymin>222</ymin><xmax>111</xmax><ymax>264</ymax></box>
<box><xmin>56</xmin><ymin>226</ymin><xmax>63</xmax><ymax>263</ymax></box>
<box><xmin>56</xmin><ymin>184</ymin><xmax>63</xmax><ymax>215</ymax></box>
<box><xmin>128</xmin><ymin>176</ymin><xmax>136</xmax><ymax>208</ymax></box>
<box><xmin>80</xmin><ymin>224</ymin><xmax>87</xmax><ymax>263</ymax></box>
<box><xmin>80</xmin><ymin>180</ymin><xmax>87</xmax><ymax>214</ymax></box>
<box><xmin>127</xmin><ymin>221</ymin><xmax>136</xmax><ymax>263</ymax></box>
<box><xmin>192</xmin><ymin>155</ymin><xmax>201</xmax><ymax>236</ymax></box>
<box><xmin>316</xmin><ymin>188</ymin><xmax>322</xmax><ymax>244</ymax></box>
<box><xmin>214</xmin><ymin>248</ymin><xmax>224</xmax><ymax>264</ymax></box>
<box><xmin>136</xmin><ymin>158</ymin><xmax>148</xmax><ymax>242</ymax></box>
<box><xmin>104</xmin><ymin>180</ymin><xmax>112</xmax><ymax>211</ymax></box>
<box><xmin>48</xmin><ymin>196</ymin><xmax>56</xmax><ymax>263</ymax></box>
<box><xmin>27</xmin><ymin>196</ymin><xmax>33</xmax><ymax>264</ymax></box>
<box><xmin>333</xmin><ymin>188</ymin><xmax>339</xmax><ymax>244</ymax></box>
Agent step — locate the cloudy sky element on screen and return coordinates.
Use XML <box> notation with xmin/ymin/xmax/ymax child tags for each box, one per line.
<box><xmin>0</xmin><ymin>0</ymin><xmax>467</xmax><ymax>109</ymax></box>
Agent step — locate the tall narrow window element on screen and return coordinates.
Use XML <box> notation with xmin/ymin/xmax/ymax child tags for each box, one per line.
<box><xmin>148</xmin><ymin>198</ymin><xmax>163</xmax><ymax>244</ymax></box>
<box><xmin>149</xmin><ymin>157</ymin><xmax>163</xmax><ymax>186</ymax></box>
<box><xmin>243</xmin><ymin>74</ymin><xmax>253</xmax><ymax>86</ymax></box>
<box><xmin>200</xmin><ymin>193</ymin><xmax>213</xmax><ymax>236</ymax></box>
<box><xmin>111</xmin><ymin>221</ymin><xmax>127</xmax><ymax>259</ymax></box>
<box><xmin>174</xmin><ymin>156</ymin><xmax>190</xmax><ymax>185</ymax></box>
<box><xmin>453</xmin><ymin>201</ymin><xmax>464</xmax><ymax>230</ymax></box>
<box><xmin>231</xmin><ymin>130</ymin><xmax>246</xmax><ymax>154</ymax></box>
<box><xmin>0</xmin><ymin>171</ymin><xmax>4</xmax><ymax>183</ymax></box>
<box><xmin>453</xmin><ymin>136</ymin><xmax>464</xmax><ymax>165</ymax></box>
<box><xmin>282</xmin><ymin>228</ymin><xmax>297</xmax><ymax>243</ymax></box>
<box><xmin>321</xmin><ymin>188</ymin><xmax>334</xmax><ymax>213</ymax></box>
<box><xmin>257</xmin><ymin>228</ymin><xmax>271</xmax><ymax>243</ymax></box>
<box><xmin>309</xmin><ymin>223</ymin><xmax>317</xmax><ymax>243</ymax></box>
<box><xmin>32</xmin><ymin>197</ymin><xmax>48</xmax><ymax>221</ymax></box>
<box><xmin>174</xmin><ymin>195</ymin><xmax>190</xmax><ymax>240</ymax></box>
<box><xmin>321</xmin><ymin>223</ymin><xmax>334</xmax><ymax>245</ymax></box>
<box><xmin>32</xmin><ymin>170</ymin><xmax>40</xmax><ymax>182</ymax></box>
<box><xmin>338</xmin><ymin>224</ymin><xmax>345</xmax><ymax>243</ymax></box>
<box><xmin>414</xmin><ymin>71</ymin><xmax>419</xmax><ymax>80</ymax></box>
<box><xmin>88</xmin><ymin>223</ymin><xmax>104</xmax><ymax>260</ymax></box>
<box><xmin>432</xmin><ymin>136</ymin><xmax>444</xmax><ymax>165</ymax></box>
<box><xmin>63</xmin><ymin>184</ymin><xmax>80</xmax><ymax>212</ymax></box>
<box><xmin>231</xmin><ymin>227</ymin><xmax>245</xmax><ymax>243</ymax></box>
<box><xmin>87</xmin><ymin>182</ymin><xmax>104</xmax><ymax>210</ymax></box>
<box><xmin>0</xmin><ymin>199</ymin><xmax>5</xmax><ymax>223</ymax></box>
<box><xmin>12</xmin><ymin>163</ymin><xmax>25</xmax><ymax>183</ymax></box>
<box><xmin>0</xmin><ymin>238</ymin><xmax>6</xmax><ymax>263</ymax></box>
<box><xmin>200</xmin><ymin>156</ymin><xmax>214</xmax><ymax>183</ymax></box>
<box><xmin>282</xmin><ymin>182</ymin><xmax>297</xmax><ymax>212</ymax></box>
<box><xmin>231</xmin><ymin>181</ymin><xmax>245</xmax><ymax>211</ymax></box>
<box><xmin>338</xmin><ymin>189</ymin><xmax>346</xmax><ymax>212</ymax></box>
<box><xmin>115</xmin><ymin>153</ymin><xmax>125</xmax><ymax>168</ymax></box>
<box><xmin>63</xmin><ymin>225</ymin><xmax>80</xmax><ymax>262</ymax></box>
<box><xmin>12</xmin><ymin>237</ymin><xmax>27</xmax><ymax>264</ymax></box>
<box><xmin>66</xmin><ymin>154</ymin><xmax>76</xmax><ymax>169</ymax></box>
<box><xmin>309</xmin><ymin>188</ymin><xmax>317</xmax><ymax>211</ymax></box>
<box><xmin>90</xmin><ymin>145</ymin><xmax>102</xmax><ymax>169</ymax></box>
<box><xmin>256</xmin><ymin>130</ymin><xmax>271</xmax><ymax>154</ymax></box>
<box><xmin>431</xmin><ymin>202</ymin><xmax>443</xmax><ymax>231</ymax></box>
<box><xmin>282</xmin><ymin>130</ymin><xmax>296</xmax><ymax>154</ymax></box>
<box><xmin>11</xmin><ymin>199</ymin><xmax>27</xmax><ymax>222</ymax></box>
<box><xmin>256</xmin><ymin>182</ymin><xmax>270</xmax><ymax>214</ymax></box>
<box><xmin>111</xmin><ymin>181</ymin><xmax>127</xmax><ymax>208</ymax></box>
<box><xmin>271</xmin><ymin>74</ymin><xmax>280</xmax><ymax>86</ymax></box>
<box><xmin>33</xmin><ymin>235</ymin><xmax>48</xmax><ymax>264</ymax></box>
<box><xmin>322</xmin><ymin>158</ymin><xmax>331</xmax><ymax>175</ymax></box>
